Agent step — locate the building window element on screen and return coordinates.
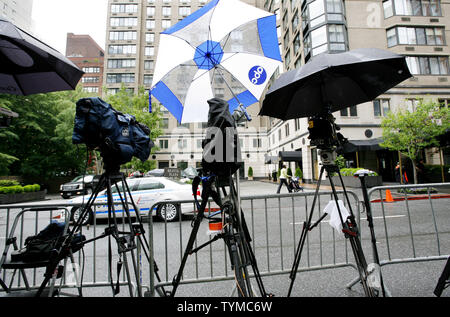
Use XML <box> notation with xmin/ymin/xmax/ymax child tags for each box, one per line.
<box><xmin>373</xmin><ymin>99</ymin><xmax>391</xmax><ymax>117</ymax></box>
<box><xmin>387</xmin><ymin>26</ymin><xmax>445</xmax><ymax>47</ymax></box>
<box><xmin>179</xmin><ymin>6</ymin><xmax>191</xmax><ymax>16</ymax></box>
<box><xmin>143</xmin><ymin>75</ymin><xmax>153</xmax><ymax>85</ymax></box>
<box><xmin>406</xmin><ymin>98</ymin><xmax>420</xmax><ymax>112</ymax></box>
<box><xmin>253</xmin><ymin>138</ymin><xmax>262</xmax><ymax>148</ymax></box>
<box><xmin>110</xmin><ymin>17</ymin><xmax>137</xmax><ymax>27</ymax></box>
<box><xmin>159</xmin><ymin>140</ymin><xmax>168</xmax><ymax>149</ymax></box>
<box><xmin>383</xmin><ymin>0</ymin><xmax>442</xmax><ymax>18</ymax></box>
<box><xmin>147</xmin><ymin>7</ymin><xmax>155</xmax><ymax>16</ymax></box>
<box><xmin>108</xmin><ymin>45</ymin><xmax>136</xmax><ymax>55</ymax></box>
<box><xmin>109</xmin><ymin>31</ymin><xmax>137</xmax><ymax>41</ymax></box>
<box><xmin>144</xmin><ymin>60</ymin><xmax>154</xmax><ymax>70</ymax></box>
<box><xmin>82</xmin><ymin>67</ymin><xmax>100</xmax><ymax>73</ymax></box>
<box><xmin>294</xmin><ymin>118</ymin><xmax>301</xmax><ymax>131</ymax></box>
<box><xmin>146</xmin><ymin>33</ymin><xmax>155</xmax><ymax>43</ymax></box>
<box><xmin>161</xmin><ymin>118</ymin><xmax>169</xmax><ymax>129</ymax></box>
<box><xmin>178</xmin><ymin>139</ymin><xmax>188</xmax><ymax>150</ymax></box>
<box><xmin>406</xmin><ymin>56</ymin><xmax>450</xmax><ymax>75</ymax></box>
<box><xmin>82</xmin><ymin>76</ymin><xmax>100</xmax><ymax>83</ymax></box>
<box><xmin>285</xmin><ymin>49</ymin><xmax>291</xmax><ymax>68</ymax></box>
<box><xmin>293</xmin><ymin>34</ymin><xmax>301</xmax><ymax>55</ymax></box>
<box><xmin>285</xmin><ymin>123</ymin><xmax>290</xmax><ymax>137</ymax></box>
<box><xmin>108</xmin><ymin>59</ymin><xmax>136</xmax><ymax>69</ymax></box>
<box><xmin>438</xmin><ymin>99</ymin><xmax>450</xmax><ymax>108</ymax></box>
<box><xmin>340</xmin><ymin>106</ymin><xmax>358</xmax><ymax>117</ymax></box>
<box><xmin>146</xmin><ymin>20</ymin><xmax>155</xmax><ymax>29</ymax></box>
<box><xmin>162</xmin><ymin>20</ymin><xmax>171</xmax><ymax>29</ymax></box>
<box><xmin>292</xmin><ymin>10</ymin><xmax>299</xmax><ymax>30</ymax></box>
<box><xmin>106</xmin><ymin>73</ymin><xmax>135</xmax><ymax>84</ymax></box>
<box><xmin>145</xmin><ymin>47</ymin><xmax>155</xmax><ymax>56</ymax></box>
<box><xmin>162</xmin><ymin>7</ymin><xmax>171</xmax><ymax>16</ymax></box>
<box><xmin>83</xmin><ymin>87</ymin><xmax>99</xmax><ymax>93</ymax></box>
<box><xmin>111</xmin><ymin>4</ymin><xmax>138</xmax><ymax>14</ymax></box>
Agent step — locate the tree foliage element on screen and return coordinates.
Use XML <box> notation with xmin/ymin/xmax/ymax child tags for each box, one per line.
<box><xmin>381</xmin><ymin>98</ymin><xmax>450</xmax><ymax>183</ymax></box>
<box><xmin>0</xmin><ymin>84</ymin><xmax>163</xmax><ymax>180</ymax></box>
<box><xmin>105</xmin><ymin>85</ymin><xmax>163</xmax><ymax>173</ymax></box>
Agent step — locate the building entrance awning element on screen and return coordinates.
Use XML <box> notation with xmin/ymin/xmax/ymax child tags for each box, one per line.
<box><xmin>278</xmin><ymin>151</ymin><xmax>302</xmax><ymax>162</ymax></box>
<box><xmin>342</xmin><ymin>138</ymin><xmax>383</xmax><ymax>153</ymax></box>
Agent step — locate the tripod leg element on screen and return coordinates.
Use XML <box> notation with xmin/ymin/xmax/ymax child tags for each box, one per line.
<box><xmin>170</xmin><ymin>201</ymin><xmax>207</xmax><ymax>297</ymax></box>
<box><xmin>328</xmin><ymin>170</ymin><xmax>375</xmax><ymax>297</ymax></box>
<box><xmin>288</xmin><ymin>165</ymin><xmax>326</xmax><ymax>297</ymax></box>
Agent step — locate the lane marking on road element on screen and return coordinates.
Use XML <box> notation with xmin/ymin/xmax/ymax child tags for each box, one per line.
<box><xmin>290</xmin><ymin>214</ymin><xmax>406</xmax><ymax>225</ymax></box>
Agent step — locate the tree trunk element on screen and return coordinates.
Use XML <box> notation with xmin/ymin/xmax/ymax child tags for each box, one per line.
<box><xmin>411</xmin><ymin>159</ymin><xmax>418</xmax><ymax>184</ymax></box>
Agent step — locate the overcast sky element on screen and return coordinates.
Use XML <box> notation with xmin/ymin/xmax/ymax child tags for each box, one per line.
<box><xmin>31</xmin><ymin>0</ymin><xmax>109</xmax><ymax>54</ymax></box>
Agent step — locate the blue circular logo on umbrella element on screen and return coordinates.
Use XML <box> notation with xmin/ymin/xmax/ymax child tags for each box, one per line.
<box><xmin>249</xmin><ymin>66</ymin><xmax>267</xmax><ymax>85</ymax></box>
<box><xmin>194</xmin><ymin>40</ymin><xmax>224</xmax><ymax>71</ymax></box>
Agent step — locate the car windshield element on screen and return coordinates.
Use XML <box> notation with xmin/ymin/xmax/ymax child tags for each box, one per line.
<box><xmin>71</xmin><ymin>175</ymin><xmax>94</xmax><ymax>183</ymax></box>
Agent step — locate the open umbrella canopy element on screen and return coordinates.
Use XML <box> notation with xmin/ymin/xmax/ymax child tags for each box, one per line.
<box><xmin>150</xmin><ymin>0</ymin><xmax>282</xmax><ymax>123</ymax></box>
<box><xmin>260</xmin><ymin>48</ymin><xmax>412</xmax><ymax>120</ymax></box>
<box><xmin>0</xmin><ymin>18</ymin><xmax>84</xmax><ymax>95</ymax></box>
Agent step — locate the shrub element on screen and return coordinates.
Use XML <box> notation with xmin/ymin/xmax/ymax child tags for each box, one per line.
<box><xmin>33</xmin><ymin>184</ymin><xmax>41</xmax><ymax>192</ymax></box>
<box><xmin>295</xmin><ymin>167</ymin><xmax>303</xmax><ymax>179</ymax></box>
<box><xmin>248</xmin><ymin>167</ymin><xmax>253</xmax><ymax>177</ymax></box>
<box><xmin>23</xmin><ymin>185</ymin><xmax>35</xmax><ymax>192</ymax></box>
<box><xmin>0</xmin><ymin>187</ymin><xmax>7</xmax><ymax>194</ymax></box>
<box><xmin>0</xmin><ymin>180</ymin><xmax>20</xmax><ymax>187</ymax></box>
<box><xmin>13</xmin><ymin>186</ymin><xmax>24</xmax><ymax>194</ymax></box>
<box><xmin>287</xmin><ymin>167</ymin><xmax>293</xmax><ymax>177</ymax></box>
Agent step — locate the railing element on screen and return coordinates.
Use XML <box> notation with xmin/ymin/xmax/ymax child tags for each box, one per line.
<box><xmin>1</xmin><ymin>182</ymin><xmax>449</xmax><ymax>296</ymax></box>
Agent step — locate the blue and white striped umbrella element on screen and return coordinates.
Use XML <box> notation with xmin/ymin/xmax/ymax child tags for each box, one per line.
<box><xmin>149</xmin><ymin>0</ymin><xmax>282</xmax><ymax>123</ymax></box>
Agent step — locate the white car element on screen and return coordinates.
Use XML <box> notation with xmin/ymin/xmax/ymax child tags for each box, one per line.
<box><xmin>69</xmin><ymin>177</ymin><xmax>196</xmax><ymax>225</ymax></box>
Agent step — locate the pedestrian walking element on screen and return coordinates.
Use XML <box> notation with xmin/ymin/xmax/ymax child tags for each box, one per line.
<box><xmin>277</xmin><ymin>165</ymin><xmax>292</xmax><ymax>194</ymax></box>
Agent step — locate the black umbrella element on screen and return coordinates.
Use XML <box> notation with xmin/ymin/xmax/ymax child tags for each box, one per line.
<box><xmin>0</xmin><ymin>18</ymin><xmax>84</xmax><ymax>95</ymax></box>
<box><xmin>260</xmin><ymin>48</ymin><xmax>412</xmax><ymax>120</ymax></box>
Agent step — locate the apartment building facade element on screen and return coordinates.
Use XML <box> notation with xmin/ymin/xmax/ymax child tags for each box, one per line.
<box><xmin>103</xmin><ymin>0</ymin><xmax>450</xmax><ymax>181</ymax></box>
<box><xmin>264</xmin><ymin>0</ymin><xmax>450</xmax><ymax>182</ymax></box>
<box><xmin>103</xmin><ymin>0</ymin><xmax>271</xmax><ymax>177</ymax></box>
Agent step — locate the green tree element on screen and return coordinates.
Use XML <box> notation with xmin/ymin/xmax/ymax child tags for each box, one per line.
<box><xmin>105</xmin><ymin>85</ymin><xmax>164</xmax><ymax>172</ymax></box>
<box><xmin>381</xmin><ymin>98</ymin><xmax>450</xmax><ymax>184</ymax></box>
<box><xmin>0</xmin><ymin>87</ymin><xmax>94</xmax><ymax>180</ymax></box>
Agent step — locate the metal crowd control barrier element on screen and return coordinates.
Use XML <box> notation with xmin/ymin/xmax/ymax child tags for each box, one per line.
<box><xmin>1</xmin><ymin>182</ymin><xmax>449</xmax><ymax>296</ymax></box>
<box><xmin>0</xmin><ymin>200</ymin><xmax>143</xmax><ymax>295</ymax></box>
<box><xmin>146</xmin><ymin>190</ymin><xmax>365</xmax><ymax>297</ymax></box>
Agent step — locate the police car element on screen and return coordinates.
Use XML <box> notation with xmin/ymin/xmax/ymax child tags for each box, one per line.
<box><xmin>69</xmin><ymin>177</ymin><xmax>195</xmax><ymax>225</ymax></box>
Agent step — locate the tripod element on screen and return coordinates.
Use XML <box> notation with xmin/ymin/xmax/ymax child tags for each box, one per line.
<box><xmin>169</xmin><ymin>171</ymin><xmax>269</xmax><ymax>297</ymax></box>
<box><xmin>434</xmin><ymin>256</ymin><xmax>450</xmax><ymax>297</ymax></box>
<box><xmin>35</xmin><ymin>166</ymin><xmax>164</xmax><ymax>297</ymax></box>
<box><xmin>287</xmin><ymin>150</ymin><xmax>377</xmax><ymax>297</ymax></box>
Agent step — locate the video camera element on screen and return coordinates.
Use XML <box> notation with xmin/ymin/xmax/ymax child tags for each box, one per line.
<box><xmin>201</xmin><ymin>98</ymin><xmax>244</xmax><ymax>182</ymax></box>
<box><xmin>72</xmin><ymin>97</ymin><xmax>154</xmax><ymax>170</ymax></box>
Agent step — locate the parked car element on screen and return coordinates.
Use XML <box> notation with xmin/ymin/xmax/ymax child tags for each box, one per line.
<box><xmin>60</xmin><ymin>175</ymin><xmax>100</xmax><ymax>199</ymax></box>
<box><xmin>69</xmin><ymin>177</ymin><xmax>196</xmax><ymax>224</ymax></box>
<box><xmin>145</xmin><ymin>169</ymin><xmax>165</xmax><ymax>177</ymax></box>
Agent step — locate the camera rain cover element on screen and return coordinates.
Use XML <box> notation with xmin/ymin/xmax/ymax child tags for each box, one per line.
<box><xmin>73</xmin><ymin>97</ymin><xmax>154</xmax><ymax>166</ymax></box>
<box><xmin>202</xmin><ymin>98</ymin><xmax>242</xmax><ymax>177</ymax></box>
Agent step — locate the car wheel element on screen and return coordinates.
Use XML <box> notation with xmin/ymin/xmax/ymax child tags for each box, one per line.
<box><xmin>156</xmin><ymin>203</ymin><xmax>180</xmax><ymax>222</ymax></box>
<box><xmin>71</xmin><ymin>206</ymin><xmax>93</xmax><ymax>226</ymax></box>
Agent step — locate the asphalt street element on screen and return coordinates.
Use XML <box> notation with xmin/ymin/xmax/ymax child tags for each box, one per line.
<box><xmin>0</xmin><ymin>180</ymin><xmax>449</xmax><ymax>298</ymax></box>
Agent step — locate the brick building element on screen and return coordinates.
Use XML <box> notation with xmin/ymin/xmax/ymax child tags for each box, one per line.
<box><xmin>66</xmin><ymin>33</ymin><xmax>105</xmax><ymax>95</ymax></box>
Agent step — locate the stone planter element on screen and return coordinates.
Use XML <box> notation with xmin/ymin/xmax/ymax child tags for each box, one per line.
<box><xmin>0</xmin><ymin>190</ymin><xmax>46</xmax><ymax>205</ymax></box>
<box><xmin>323</xmin><ymin>176</ymin><xmax>383</xmax><ymax>188</ymax></box>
